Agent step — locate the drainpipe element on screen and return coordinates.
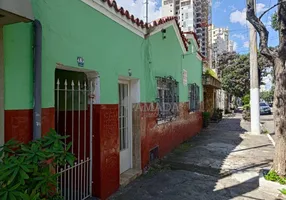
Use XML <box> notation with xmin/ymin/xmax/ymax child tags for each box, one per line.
<box><xmin>33</xmin><ymin>20</ymin><xmax>42</xmax><ymax>140</ymax></box>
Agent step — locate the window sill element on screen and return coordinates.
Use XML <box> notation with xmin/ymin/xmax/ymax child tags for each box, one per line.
<box><xmin>189</xmin><ymin>110</ymin><xmax>199</xmax><ymax>114</ymax></box>
<box><xmin>157</xmin><ymin>117</ymin><xmax>177</xmax><ymax>125</ymax></box>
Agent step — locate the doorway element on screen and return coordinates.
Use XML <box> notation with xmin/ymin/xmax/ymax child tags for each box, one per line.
<box><xmin>118</xmin><ymin>80</ymin><xmax>132</xmax><ymax>174</ymax></box>
<box><xmin>54</xmin><ymin>68</ymin><xmax>97</xmax><ymax>199</ymax></box>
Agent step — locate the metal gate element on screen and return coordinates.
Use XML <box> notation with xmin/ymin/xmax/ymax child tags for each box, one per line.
<box><xmin>55</xmin><ymin>78</ymin><xmax>93</xmax><ymax>200</ymax></box>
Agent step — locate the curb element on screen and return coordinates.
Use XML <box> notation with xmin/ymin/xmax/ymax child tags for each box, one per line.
<box><xmin>267</xmin><ymin>134</ymin><xmax>276</xmax><ymax>146</ymax></box>
<box><xmin>260</xmin><ymin>123</ymin><xmax>276</xmax><ymax>147</ymax></box>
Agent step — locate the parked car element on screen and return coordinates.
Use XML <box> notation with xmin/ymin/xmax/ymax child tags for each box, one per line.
<box><xmin>268</xmin><ymin>102</ymin><xmax>273</xmax><ymax>107</ymax></box>
<box><xmin>260</xmin><ymin>102</ymin><xmax>272</xmax><ymax>115</ymax></box>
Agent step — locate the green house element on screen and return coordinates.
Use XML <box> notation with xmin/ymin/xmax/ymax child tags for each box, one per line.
<box><xmin>0</xmin><ymin>0</ymin><xmax>204</xmax><ymax>199</ymax></box>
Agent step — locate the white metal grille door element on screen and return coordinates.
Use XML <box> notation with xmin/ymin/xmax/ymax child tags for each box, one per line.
<box><xmin>119</xmin><ymin>82</ymin><xmax>132</xmax><ymax>173</ymax></box>
<box><xmin>55</xmin><ymin>78</ymin><xmax>93</xmax><ymax>200</ymax></box>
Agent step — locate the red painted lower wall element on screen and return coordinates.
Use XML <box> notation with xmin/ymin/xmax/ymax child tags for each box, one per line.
<box><xmin>93</xmin><ymin>104</ymin><xmax>119</xmax><ymax>200</ymax></box>
<box><xmin>4</xmin><ymin>107</ymin><xmax>55</xmax><ymax>143</ymax></box>
<box><xmin>140</xmin><ymin>102</ymin><xmax>203</xmax><ymax>169</ymax></box>
<box><xmin>4</xmin><ymin>103</ymin><xmax>202</xmax><ymax>200</ymax></box>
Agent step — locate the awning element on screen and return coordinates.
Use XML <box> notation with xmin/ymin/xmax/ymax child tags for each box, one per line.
<box><xmin>203</xmin><ymin>74</ymin><xmax>222</xmax><ymax>89</ymax></box>
<box><xmin>0</xmin><ymin>0</ymin><xmax>34</xmax><ymax>25</ymax></box>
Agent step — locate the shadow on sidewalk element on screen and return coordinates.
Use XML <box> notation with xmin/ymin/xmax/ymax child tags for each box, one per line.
<box><xmin>110</xmin><ymin>117</ymin><xmax>274</xmax><ymax>200</ymax></box>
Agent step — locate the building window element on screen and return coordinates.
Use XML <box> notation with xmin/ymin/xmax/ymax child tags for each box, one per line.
<box><xmin>181</xmin><ymin>1</ymin><xmax>190</xmax><ymax>6</ymax></box>
<box><xmin>156</xmin><ymin>76</ymin><xmax>179</xmax><ymax>121</ymax></box>
<box><xmin>185</xmin><ymin>13</ymin><xmax>189</xmax><ymax>19</ymax></box>
<box><xmin>164</xmin><ymin>0</ymin><xmax>173</xmax><ymax>5</ymax></box>
<box><xmin>183</xmin><ymin>21</ymin><xmax>186</xmax><ymax>27</ymax></box>
<box><xmin>188</xmin><ymin>83</ymin><xmax>200</xmax><ymax>112</ymax></box>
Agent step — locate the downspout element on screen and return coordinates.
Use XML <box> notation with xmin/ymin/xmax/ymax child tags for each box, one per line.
<box><xmin>33</xmin><ymin>20</ymin><xmax>42</xmax><ymax>140</ymax></box>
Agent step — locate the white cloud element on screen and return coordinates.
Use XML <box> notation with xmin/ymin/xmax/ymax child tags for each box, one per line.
<box><xmin>214</xmin><ymin>0</ymin><xmax>222</xmax><ymax>9</ymax></box>
<box><xmin>256</xmin><ymin>3</ymin><xmax>267</xmax><ymax>13</ymax></box>
<box><xmin>262</xmin><ymin>74</ymin><xmax>273</xmax><ymax>91</ymax></box>
<box><xmin>243</xmin><ymin>41</ymin><xmax>249</xmax><ymax>48</ymax></box>
<box><xmin>230</xmin><ymin>8</ymin><xmax>247</xmax><ymax>26</ymax></box>
<box><xmin>115</xmin><ymin>0</ymin><xmax>161</xmax><ymax>22</ymax></box>
<box><xmin>264</xmin><ymin>16</ymin><xmax>272</xmax><ymax>26</ymax></box>
<box><xmin>229</xmin><ymin>5</ymin><xmax>237</xmax><ymax>11</ymax></box>
<box><xmin>232</xmin><ymin>33</ymin><xmax>246</xmax><ymax>40</ymax></box>
<box><xmin>230</xmin><ymin>3</ymin><xmax>267</xmax><ymax>26</ymax></box>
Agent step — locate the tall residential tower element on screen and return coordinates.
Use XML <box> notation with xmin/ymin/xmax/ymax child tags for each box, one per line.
<box><xmin>161</xmin><ymin>0</ymin><xmax>210</xmax><ymax>57</ymax></box>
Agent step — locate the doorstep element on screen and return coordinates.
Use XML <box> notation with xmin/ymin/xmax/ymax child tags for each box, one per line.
<box><xmin>120</xmin><ymin>168</ymin><xmax>142</xmax><ymax>187</ymax></box>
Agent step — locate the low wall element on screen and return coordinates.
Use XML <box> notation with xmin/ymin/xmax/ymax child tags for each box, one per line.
<box><xmin>137</xmin><ymin>102</ymin><xmax>203</xmax><ymax>169</ymax></box>
<box><xmin>4</xmin><ymin>107</ymin><xmax>55</xmax><ymax>142</ymax></box>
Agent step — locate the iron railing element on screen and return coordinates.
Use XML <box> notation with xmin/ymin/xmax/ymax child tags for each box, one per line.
<box><xmin>156</xmin><ymin>76</ymin><xmax>179</xmax><ymax>122</ymax></box>
<box><xmin>55</xmin><ymin>78</ymin><xmax>93</xmax><ymax>200</ymax></box>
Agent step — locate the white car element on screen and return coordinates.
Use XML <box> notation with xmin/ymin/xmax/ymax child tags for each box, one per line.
<box><xmin>260</xmin><ymin>102</ymin><xmax>271</xmax><ymax>115</ymax></box>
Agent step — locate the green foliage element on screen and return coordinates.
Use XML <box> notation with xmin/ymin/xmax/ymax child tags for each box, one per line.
<box><xmin>242</xmin><ymin>94</ymin><xmax>250</xmax><ymax>105</ymax></box>
<box><xmin>260</xmin><ymin>91</ymin><xmax>274</xmax><ymax>103</ymax></box>
<box><xmin>203</xmin><ymin>112</ymin><xmax>210</xmax><ymax>128</ymax></box>
<box><xmin>173</xmin><ymin>141</ymin><xmax>192</xmax><ymax>154</ymax></box>
<box><xmin>279</xmin><ymin>188</ymin><xmax>286</xmax><ymax>195</ymax></box>
<box><xmin>203</xmin><ymin>112</ymin><xmax>210</xmax><ymax>119</ymax></box>
<box><xmin>272</xmin><ymin>12</ymin><xmax>279</xmax><ymax>31</ymax></box>
<box><xmin>205</xmin><ymin>68</ymin><xmax>217</xmax><ymax>78</ymax></box>
<box><xmin>218</xmin><ymin>52</ymin><xmax>250</xmax><ymax>97</ymax></box>
<box><xmin>217</xmin><ymin>52</ymin><xmax>273</xmax><ymax>98</ymax></box>
<box><xmin>0</xmin><ymin>130</ymin><xmax>75</xmax><ymax>200</ymax></box>
<box><xmin>265</xmin><ymin>170</ymin><xmax>286</xmax><ymax>185</ymax></box>
<box><xmin>211</xmin><ymin>108</ymin><xmax>223</xmax><ymax>121</ymax></box>
<box><xmin>243</xmin><ymin>104</ymin><xmax>250</xmax><ymax>111</ymax></box>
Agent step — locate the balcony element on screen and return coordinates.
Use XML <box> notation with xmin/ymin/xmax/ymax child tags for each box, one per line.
<box><xmin>203</xmin><ymin>74</ymin><xmax>221</xmax><ymax>89</ymax></box>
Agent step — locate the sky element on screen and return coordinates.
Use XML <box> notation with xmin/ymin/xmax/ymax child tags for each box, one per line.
<box><xmin>115</xmin><ymin>0</ymin><xmax>279</xmax><ymax>54</ymax></box>
<box><xmin>115</xmin><ymin>0</ymin><xmax>278</xmax><ymax>90</ymax></box>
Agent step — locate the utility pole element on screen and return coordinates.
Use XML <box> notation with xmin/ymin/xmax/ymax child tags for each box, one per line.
<box><xmin>249</xmin><ymin>0</ymin><xmax>261</xmax><ymax>134</ymax></box>
<box><xmin>145</xmin><ymin>0</ymin><xmax>149</xmax><ymax>24</ymax></box>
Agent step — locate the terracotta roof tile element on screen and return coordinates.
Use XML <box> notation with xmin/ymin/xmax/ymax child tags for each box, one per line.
<box><xmin>100</xmin><ymin>0</ymin><xmax>194</xmax><ymax>51</ymax></box>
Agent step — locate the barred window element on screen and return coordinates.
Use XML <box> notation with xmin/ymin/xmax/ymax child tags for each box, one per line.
<box><xmin>189</xmin><ymin>83</ymin><xmax>200</xmax><ymax>112</ymax></box>
<box><xmin>156</xmin><ymin>76</ymin><xmax>179</xmax><ymax>122</ymax></box>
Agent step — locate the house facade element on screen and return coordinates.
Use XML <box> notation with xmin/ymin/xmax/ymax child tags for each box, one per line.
<box><xmin>1</xmin><ymin>0</ymin><xmax>204</xmax><ymax>199</ymax></box>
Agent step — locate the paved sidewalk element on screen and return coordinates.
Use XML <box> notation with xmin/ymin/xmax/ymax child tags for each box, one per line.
<box><xmin>110</xmin><ymin>114</ymin><xmax>279</xmax><ymax>200</ymax></box>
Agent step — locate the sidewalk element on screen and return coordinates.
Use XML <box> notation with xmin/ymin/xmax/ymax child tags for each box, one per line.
<box><xmin>110</xmin><ymin>114</ymin><xmax>278</xmax><ymax>200</ymax></box>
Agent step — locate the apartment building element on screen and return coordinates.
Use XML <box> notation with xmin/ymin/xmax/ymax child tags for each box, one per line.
<box><xmin>162</xmin><ymin>0</ymin><xmax>210</xmax><ymax>57</ymax></box>
<box><xmin>228</xmin><ymin>40</ymin><xmax>235</xmax><ymax>52</ymax></box>
<box><xmin>209</xmin><ymin>24</ymin><xmax>235</xmax><ymax>61</ymax></box>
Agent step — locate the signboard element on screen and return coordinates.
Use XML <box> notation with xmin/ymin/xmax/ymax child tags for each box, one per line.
<box><xmin>77</xmin><ymin>57</ymin><xmax>84</xmax><ymax>67</ymax></box>
<box><xmin>183</xmin><ymin>69</ymin><xmax>187</xmax><ymax>86</ymax></box>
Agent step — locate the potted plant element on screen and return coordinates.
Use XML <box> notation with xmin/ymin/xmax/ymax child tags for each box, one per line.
<box><xmin>0</xmin><ymin>130</ymin><xmax>75</xmax><ymax>200</ymax></box>
<box><xmin>242</xmin><ymin>104</ymin><xmax>251</xmax><ymax>121</ymax></box>
<box><xmin>203</xmin><ymin>112</ymin><xmax>210</xmax><ymax>127</ymax></box>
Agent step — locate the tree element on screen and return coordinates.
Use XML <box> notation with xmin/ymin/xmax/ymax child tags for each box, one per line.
<box><xmin>217</xmin><ymin>52</ymin><xmax>273</xmax><ymax>98</ymax></box>
<box><xmin>272</xmin><ymin>12</ymin><xmax>279</xmax><ymax>31</ymax></box>
<box><xmin>247</xmin><ymin>0</ymin><xmax>286</xmax><ymax>176</ymax></box>
<box><xmin>260</xmin><ymin>91</ymin><xmax>274</xmax><ymax>102</ymax></box>
<box><xmin>217</xmin><ymin>52</ymin><xmax>249</xmax><ymax>97</ymax></box>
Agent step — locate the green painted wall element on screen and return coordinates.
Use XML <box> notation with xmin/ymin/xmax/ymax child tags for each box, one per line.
<box><xmin>183</xmin><ymin>52</ymin><xmax>203</xmax><ymax>101</ymax></box>
<box><xmin>3</xmin><ymin>0</ymin><xmax>203</xmax><ymax>110</ymax></box>
<box><xmin>3</xmin><ymin>23</ymin><xmax>33</xmax><ymax>110</ymax></box>
<box><xmin>147</xmin><ymin>27</ymin><xmax>189</xmax><ymax>102</ymax></box>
